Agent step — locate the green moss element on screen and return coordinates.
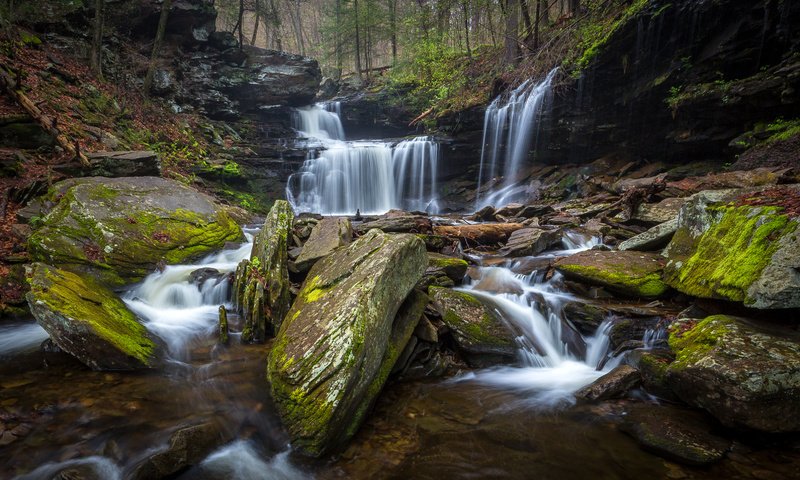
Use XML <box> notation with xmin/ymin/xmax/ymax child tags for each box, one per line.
<box><xmin>28</xmin><ymin>264</ymin><xmax>156</xmax><ymax>364</ymax></box>
<box><xmin>573</xmin><ymin>0</ymin><xmax>649</xmax><ymax>73</ymax></box>
<box><xmin>432</xmin><ymin>287</ymin><xmax>512</xmax><ymax>347</ymax></box>
<box><xmin>667</xmin><ymin>316</ymin><xmax>732</xmax><ymax>370</ymax></box>
<box><xmin>557</xmin><ymin>263</ymin><xmax>669</xmax><ymax>298</ymax></box>
<box><xmin>669</xmin><ymin>206</ymin><xmax>796</xmax><ymax>303</ymax></box>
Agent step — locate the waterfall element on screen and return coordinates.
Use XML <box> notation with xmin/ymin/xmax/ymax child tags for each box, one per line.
<box><xmin>122</xmin><ymin>230</ymin><xmax>255</xmax><ymax>357</ymax></box>
<box><xmin>475</xmin><ymin>68</ymin><xmax>558</xmax><ymax>210</ymax></box>
<box><xmin>455</xmin><ymin>233</ymin><xmax>620</xmax><ymax>406</ymax></box>
<box><xmin>287</xmin><ymin>103</ymin><xmax>440</xmax><ymax>215</ymax></box>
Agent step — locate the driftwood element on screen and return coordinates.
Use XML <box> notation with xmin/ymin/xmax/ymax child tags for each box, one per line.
<box><xmin>433</xmin><ymin>223</ymin><xmax>525</xmax><ymax>244</ymax></box>
<box><xmin>0</xmin><ymin>68</ymin><xmax>89</xmax><ymax>166</ymax></box>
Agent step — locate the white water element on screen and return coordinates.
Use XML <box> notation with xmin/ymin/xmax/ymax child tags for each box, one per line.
<box><xmin>475</xmin><ymin>68</ymin><xmax>557</xmax><ymax>210</ymax></box>
<box><xmin>0</xmin><ymin>322</ymin><xmax>49</xmax><ymax>356</ymax></box>
<box><xmin>15</xmin><ymin>456</ymin><xmax>122</xmax><ymax>480</ymax></box>
<box><xmin>455</xmin><ymin>234</ymin><xmax>620</xmax><ymax>406</ymax></box>
<box><xmin>122</xmin><ymin>230</ymin><xmax>255</xmax><ymax>357</ymax></box>
<box><xmin>287</xmin><ymin>103</ymin><xmax>440</xmax><ymax>215</ymax></box>
<box><xmin>198</xmin><ymin>441</ymin><xmax>307</xmax><ymax>480</ymax></box>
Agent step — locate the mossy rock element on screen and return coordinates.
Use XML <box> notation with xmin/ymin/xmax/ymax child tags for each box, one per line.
<box><xmin>554</xmin><ymin>250</ymin><xmax>670</xmax><ymax>298</ymax></box>
<box><xmin>25</xmin><ymin>263</ymin><xmax>162</xmax><ymax>370</ymax></box>
<box><xmin>233</xmin><ymin>200</ymin><xmax>294</xmax><ymax>342</ymax></box>
<box><xmin>267</xmin><ymin>229</ymin><xmax>428</xmax><ymax>457</ymax></box>
<box><xmin>430</xmin><ymin>286</ymin><xmax>516</xmax><ymax>367</ymax></box>
<box><xmin>421</xmin><ymin>253</ymin><xmax>469</xmax><ymax>288</ymax></box>
<box><xmin>664</xmin><ymin>315</ymin><xmax>800</xmax><ymax>432</ymax></box>
<box><xmin>27</xmin><ymin>177</ymin><xmax>243</xmax><ymax>286</ymax></box>
<box><xmin>663</xmin><ymin>187</ymin><xmax>800</xmax><ymax>308</ymax></box>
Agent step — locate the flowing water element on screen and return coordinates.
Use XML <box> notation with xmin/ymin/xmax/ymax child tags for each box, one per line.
<box><xmin>287</xmin><ymin>103</ymin><xmax>440</xmax><ymax>215</ymax></box>
<box><xmin>475</xmin><ymin>69</ymin><xmax>557</xmax><ymax>209</ymax></box>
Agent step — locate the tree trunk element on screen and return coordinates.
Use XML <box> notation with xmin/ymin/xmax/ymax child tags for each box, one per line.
<box><xmin>251</xmin><ymin>0</ymin><xmax>260</xmax><ymax>46</ymax></box>
<box><xmin>144</xmin><ymin>0</ymin><xmax>171</xmax><ymax>96</ymax></box>
<box><xmin>540</xmin><ymin>0</ymin><xmax>550</xmax><ymax>23</ymax></box>
<box><xmin>237</xmin><ymin>0</ymin><xmax>244</xmax><ymax>49</ymax></box>
<box><xmin>90</xmin><ymin>0</ymin><xmax>104</xmax><ymax>79</ymax></box>
<box><xmin>504</xmin><ymin>0</ymin><xmax>519</xmax><ymax>64</ymax></box>
<box><xmin>335</xmin><ymin>0</ymin><xmax>343</xmax><ymax>77</ymax></box>
<box><xmin>462</xmin><ymin>1</ymin><xmax>471</xmax><ymax>56</ymax></box>
<box><xmin>389</xmin><ymin>0</ymin><xmax>397</xmax><ymax>64</ymax></box>
<box><xmin>354</xmin><ymin>0</ymin><xmax>362</xmax><ymax>81</ymax></box>
<box><xmin>520</xmin><ymin>0</ymin><xmax>534</xmax><ymax>46</ymax></box>
<box><xmin>533</xmin><ymin>0</ymin><xmax>541</xmax><ymax>49</ymax></box>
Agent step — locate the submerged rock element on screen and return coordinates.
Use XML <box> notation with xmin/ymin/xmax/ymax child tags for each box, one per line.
<box><xmin>665</xmin><ymin>315</ymin><xmax>800</xmax><ymax>432</ymax></box>
<box><xmin>663</xmin><ymin>187</ymin><xmax>800</xmax><ymax>309</ymax></box>
<box><xmin>430</xmin><ymin>287</ymin><xmax>516</xmax><ymax>367</ymax></box>
<box><xmin>130</xmin><ymin>422</ymin><xmax>229</xmax><ymax>480</ymax></box>
<box><xmin>294</xmin><ymin>217</ymin><xmax>352</xmax><ymax>272</ymax></box>
<box><xmin>26</xmin><ymin>263</ymin><xmax>161</xmax><ymax>370</ymax></box>
<box><xmin>233</xmin><ymin>201</ymin><xmax>294</xmax><ymax>342</ymax></box>
<box><xmin>27</xmin><ymin>177</ymin><xmax>243</xmax><ymax>286</ymax></box>
<box><xmin>268</xmin><ymin>229</ymin><xmax>427</xmax><ymax>457</ymax></box>
<box><xmin>620</xmin><ymin>405</ymin><xmax>731</xmax><ymax>466</ymax></box>
<box><xmin>554</xmin><ymin>250</ymin><xmax>670</xmax><ymax>298</ymax></box>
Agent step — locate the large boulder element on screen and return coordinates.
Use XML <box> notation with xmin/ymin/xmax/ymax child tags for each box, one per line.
<box><xmin>27</xmin><ymin>177</ymin><xmax>243</xmax><ymax>286</ymax></box>
<box><xmin>663</xmin><ymin>187</ymin><xmax>800</xmax><ymax>309</ymax></box>
<box><xmin>665</xmin><ymin>315</ymin><xmax>800</xmax><ymax>432</ymax></box>
<box><xmin>294</xmin><ymin>216</ymin><xmax>352</xmax><ymax>272</ymax></box>
<box><xmin>267</xmin><ymin>229</ymin><xmax>427</xmax><ymax>456</ymax></box>
<box><xmin>554</xmin><ymin>250</ymin><xmax>670</xmax><ymax>298</ymax></box>
<box><xmin>233</xmin><ymin>201</ymin><xmax>294</xmax><ymax>342</ymax></box>
<box><xmin>26</xmin><ymin>263</ymin><xmax>162</xmax><ymax>370</ymax></box>
<box><xmin>430</xmin><ymin>287</ymin><xmax>516</xmax><ymax>367</ymax></box>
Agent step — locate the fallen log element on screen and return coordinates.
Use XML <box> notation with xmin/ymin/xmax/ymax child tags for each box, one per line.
<box><xmin>0</xmin><ymin>68</ymin><xmax>89</xmax><ymax>167</ymax></box>
<box><xmin>433</xmin><ymin>223</ymin><xmax>524</xmax><ymax>244</ymax></box>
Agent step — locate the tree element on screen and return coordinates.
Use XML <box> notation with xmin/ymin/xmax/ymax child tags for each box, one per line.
<box><xmin>504</xmin><ymin>0</ymin><xmax>519</xmax><ymax>64</ymax></box>
<box><xmin>144</xmin><ymin>0</ymin><xmax>172</xmax><ymax>95</ymax></box>
<box><xmin>90</xmin><ymin>0</ymin><xmax>104</xmax><ymax>79</ymax></box>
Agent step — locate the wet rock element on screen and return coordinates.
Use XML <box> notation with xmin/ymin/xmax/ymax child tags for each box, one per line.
<box><xmin>26</xmin><ymin>263</ymin><xmax>162</xmax><ymax>371</ymax></box>
<box><xmin>150</xmin><ymin>69</ymin><xmax>175</xmax><ymax>96</ymax></box>
<box><xmin>268</xmin><ymin>229</ymin><xmax>427</xmax><ymax>457</ymax></box>
<box><xmin>430</xmin><ymin>287</ymin><xmax>516</xmax><ymax>367</ymax></box>
<box><xmin>27</xmin><ymin>177</ymin><xmax>243</xmax><ymax>286</ymax></box>
<box><xmin>620</xmin><ymin>405</ymin><xmax>731</xmax><ymax>466</ymax></box>
<box><xmin>416</xmin><ymin>234</ymin><xmax>454</xmax><ymax>252</ymax></box>
<box><xmin>425</xmin><ymin>253</ymin><xmax>468</xmax><ymax>284</ymax></box>
<box><xmin>633</xmin><ymin>198</ymin><xmax>686</xmax><ymax>224</ymax></box>
<box><xmin>189</xmin><ymin>268</ymin><xmax>222</xmax><ymax>286</ymax></box>
<box><xmin>562</xmin><ymin>301</ymin><xmax>608</xmax><ymax>335</ymax></box>
<box><xmin>663</xmin><ymin>186</ymin><xmax>800</xmax><ymax>309</ymax></box>
<box><xmin>355</xmin><ymin>214</ymin><xmax>432</xmax><ymax>234</ymax></box>
<box><xmin>294</xmin><ymin>217</ymin><xmax>352</xmax><ymax>272</ymax></box>
<box><xmin>575</xmin><ymin>365</ymin><xmax>640</xmax><ymax>401</ymax></box>
<box><xmin>414</xmin><ymin>315</ymin><xmax>439</xmax><ymax>343</ymax></box>
<box><xmin>618</xmin><ymin>218</ymin><xmax>679</xmax><ymax>251</ymax></box>
<box><xmin>554</xmin><ymin>250</ymin><xmax>670</xmax><ymax>298</ymax></box>
<box><xmin>500</xmin><ymin>227</ymin><xmax>562</xmax><ymax>257</ymax></box>
<box><xmin>471</xmin><ymin>205</ymin><xmax>496</xmax><ymax>221</ymax></box>
<box><xmin>627</xmin><ymin>348</ymin><xmax>677</xmax><ymax>400</ymax></box>
<box><xmin>218</xmin><ymin>306</ymin><xmax>229</xmax><ymax>345</ymax></box>
<box><xmin>233</xmin><ymin>201</ymin><xmax>293</xmax><ymax>342</ymax></box>
<box><xmin>130</xmin><ymin>422</ymin><xmax>229</xmax><ymax>480</ymax></box>
<box><xmin>433</xmin><ymin>223</ymin><xmax>524</xmax><ymax>244</ymax></box>
<box><xmin>494</xmin><ymin>203</ymin><xmax>524</xmax><ymax>217</ymax></box>
<box><xmin>665</xmin><ymin>315</ymin><xmax>800</xmax><ymax>432</ymax></box>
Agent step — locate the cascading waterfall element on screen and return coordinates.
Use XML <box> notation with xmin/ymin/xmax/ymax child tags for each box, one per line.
<box><xmin>456</xmin><ymin>234</ymin><xmax>621</xmax><ymax>406</ymax></box>
<box><xmin>286</xmin><ymin>103</ymin><xmax>440</xmax><ymax>215</ymax></box>
<box><xmin>475</xmin><ymin>68</ymin><xmax>558</xmax><ymax>210</ymax></box>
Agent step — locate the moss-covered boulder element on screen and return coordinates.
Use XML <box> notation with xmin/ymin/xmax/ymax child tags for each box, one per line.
<box><xmin>430</xmin><ymin>287</ymin><xmax>516</xmax><ymax>367</ymax></box>
<box><xmin>294</xmin><ymin>216</ymin><xmax>352</xmax><ymax>272</ymax></box>
<box><xmin>665</xmin><ymin>315</ymin><xmax>800</xmax><ymax>432</ymax></box>
<box><xmin>420</xmin><ymin>253</ymin><xmax>469</xmax><ymax>288</ymax></box>
<box><xmin>26</xmin><ymin>263</ymin><xmax>162</xmax><ymax>370</ymax></box>
<box><xmin>27</xmin><ymin>177</ymin><xmax>243</xmax><ymax>286</ymax></box>
<box><xmin>267</xmin><ymin>229</ymin><xmax>427</xmax><ymax>457</ymax></box>
<box><xmin>663</xmin><ymin>187</ymin><xmax>800</xmax><ymax>309</ymax></box>
<box><xmin>554</xmin><ymin>250</ymin><xmax>670</xmax><ymax>298</ymax></box>
<box><xmin>233</xmin><ymin>200</ymin><xmax>294</xmax><ymax>343</ymax></box>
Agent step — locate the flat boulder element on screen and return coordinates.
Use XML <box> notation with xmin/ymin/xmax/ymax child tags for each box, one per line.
<box><xmin>665</xmin><ymin>315</ymin><xmax>800</xmax><ymax>432</ymax></box>
<box><xmin>430</xmin><ymin>287</ymin><xmax>516</xmax><ymax>367</ymax></box>
<box><xmin>355</xmin><ymin>214</ymin><xmax>432</xmax><ymax>234</ymax></box>
<box><xmin>27</xmin><ymin>177</ymin><xmax>243</xmax><ymax>286</ymax></box>
<box><xmin>663</xmin><ymin>186</ymin><xmax>800</xmax><ymax>309</ymax></box>
<box><xmin>554</xmin><ymin>250</ymin><xmax>670</xmax><ymax>298</ymax></box>
<box><xmin>268</xmin><ymin>229</ymin><xmax>427</xmax><ymax>456</ymax></box>
<box><xmin>26</xmin><ymin>263</ymin><xmax>162</xmax><ymax>370</ymax></box>
<box><xmin>500</xmin><ymin>227</ymin><xmax>562</xmax><ymax>257</ymax></box>
<box><xmin>575</xmin><ymin>364</ymin><xmax>640</xmax><ymax>402</ymax></box>
<box><xmin>618</xmin><ymin>218</ymin><xmax>678</xmax><ymax>251</ymax></box>
<box><xmin>294</xmin><ymin>216</ymin><xmax>352</xmax><ymax>272</ymax></box>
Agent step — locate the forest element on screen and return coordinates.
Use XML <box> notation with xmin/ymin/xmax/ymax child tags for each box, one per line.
<box><xmin>0</xmin><ymin>0</ymin><xmax>799</xmax><ymax>479</ymax></box>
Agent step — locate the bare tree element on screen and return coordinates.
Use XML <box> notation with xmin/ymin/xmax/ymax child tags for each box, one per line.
<box><xmin>144</xmin><ymin>0</ymin><xmax>172</xmax><ymax>95</ymax></box>
<box><xmin>90</xmin><ymin>0</ymin><xmax>104</xmax><ymax>78</ymax></box>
